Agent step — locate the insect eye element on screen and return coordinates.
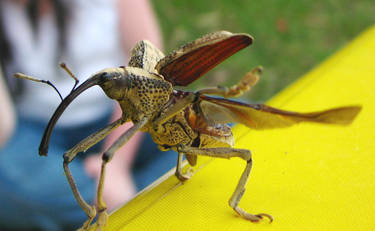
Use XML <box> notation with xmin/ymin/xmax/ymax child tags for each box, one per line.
<box><xmin>101</xmin><ymin>72</ymin><xmax>109</xmax><ymax>79</ymax></box>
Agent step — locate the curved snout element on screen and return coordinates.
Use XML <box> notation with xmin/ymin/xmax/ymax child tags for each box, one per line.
<box><xmin>39</xmin><ymin>74</ymin><xmax>103</xmax><ymax>156</ymax></box>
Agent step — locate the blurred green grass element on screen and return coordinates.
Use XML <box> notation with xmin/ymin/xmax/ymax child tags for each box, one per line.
<box><xmin>151</xmin><ymin>0</ymin><xmax>374</xmax><ymax>102</ymax></box>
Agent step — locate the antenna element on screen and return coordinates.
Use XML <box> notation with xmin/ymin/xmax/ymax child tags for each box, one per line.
<box><xmin>14</xmin><ymin>72</ymin><xmax>64</xmax><ymax>101</ymax></box>
<box><xmin>59</xmin><ymin>63</ymin><xmax>79</xmax><ymax>92</ymax></box>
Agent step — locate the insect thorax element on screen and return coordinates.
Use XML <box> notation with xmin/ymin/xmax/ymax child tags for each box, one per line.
<box><xmin>147</xmin><ymin>97</ymin><xmax>234</xmax><ymax>152</ymax></box>
<box><xmin>112</xmin><ymin>67</ymin><xmax>173</xmax><ymax>121</ymax></box>
<box><xmin>128</xmin><ymin>40</ymin><xmax>165</xmax><ymax>73</ymax></box>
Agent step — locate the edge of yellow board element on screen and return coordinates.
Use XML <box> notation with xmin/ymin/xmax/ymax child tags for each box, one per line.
<box><xmin>100</xmin><ymin>26</ymin><xmax>375</xmax><ymax>231</ymax></box>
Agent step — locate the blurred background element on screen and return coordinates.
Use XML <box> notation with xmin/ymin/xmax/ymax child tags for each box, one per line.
<box><xmin>151</xmin><ymin>0</ymin><xmax>374</xmax><ymax>101</ymax></box>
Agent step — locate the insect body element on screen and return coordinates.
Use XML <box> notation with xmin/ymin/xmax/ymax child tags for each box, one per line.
<box><xmin>15</xmin><ymin>31</ymin><xmax>361</xmax><ymax>230</ymax></box>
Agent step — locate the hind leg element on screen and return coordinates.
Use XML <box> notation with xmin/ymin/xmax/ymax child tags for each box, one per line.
<box><xmin>197</xmin><ymin>66</ymin><xmax>261</xmax><ymax>98</ymax></box>
<box><xmin>174</xmin><ymin>152</ymin><xmax>194</xmax><ymax>182</ymax></box>
<box><xmin>176</xmin><ymin>145</ymin><xmax>273</xmax><ymax>223</ymax></box>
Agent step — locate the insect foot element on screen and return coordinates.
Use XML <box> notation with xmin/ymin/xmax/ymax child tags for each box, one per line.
<box><xmin>175</xmin><ymin>167</ymin><xmax>194</xmax><ymax>182</ymax></box>
<box><xmin>93</xmin><ymin>210</ymin><xmax>109</xmax><ymax>231</ymax></box>
<box><xmin>233</xmin><ymin>206</ymin><xmax>273</xmax><ymax>223</ymax></box>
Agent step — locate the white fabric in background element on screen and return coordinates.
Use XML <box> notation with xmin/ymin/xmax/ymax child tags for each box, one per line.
<box><xmin>1</xmin><ymin>0</ymin><xmax>126</xmax><ymax>126</ymax></box>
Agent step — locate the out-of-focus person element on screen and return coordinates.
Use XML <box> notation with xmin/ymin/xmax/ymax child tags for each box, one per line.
<box><xmin>0</xmin><ymin>0</ymin><xmax>176</xmax><ymax>230</ymax></box>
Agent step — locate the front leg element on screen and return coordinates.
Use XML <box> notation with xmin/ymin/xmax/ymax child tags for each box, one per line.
<box><xmin>94</xmin><ymin>117</ymin><xmax>149</xmax><ymax>231</ymax></box>
<box><xmin>62</xmin><ymin>118</ymin><xmax>124</xmax><ymax>231</ymax></box>
<box><xmin>176</xmin><ymin>145</ymin><xmax>273</xmax><ymax>223</ymax></box>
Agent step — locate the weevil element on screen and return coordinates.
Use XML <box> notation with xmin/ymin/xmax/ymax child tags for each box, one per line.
<box><xmin>15</xmin><ymin>31</ymin><xmax>361</xmax><ymax>230</ymax></box>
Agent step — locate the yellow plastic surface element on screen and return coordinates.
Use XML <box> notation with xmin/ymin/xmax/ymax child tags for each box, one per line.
<box><xmin>101</xmin><ymin>26</ymin><xmax>375</xmax><ymax>230</ymax></box>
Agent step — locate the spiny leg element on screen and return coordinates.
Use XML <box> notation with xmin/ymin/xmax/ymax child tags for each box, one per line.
<box><xmin>62</xmin><ymin>119</ymin><xmax>124</xmax><ymax>230</ymax></box>
<box><xmin>197</xmin><ymin>66</ymin><xmax>262</xmax><ymax>98</ymax></box>
<box><xmin>176</xmin><ymin>145</ymin><xmax>273</xmax><ymax>223</ymax></box>
<box><xmin>94</xmin><ymin>118</ymin><xmax>149</xmax><ymax>231</ymax></box>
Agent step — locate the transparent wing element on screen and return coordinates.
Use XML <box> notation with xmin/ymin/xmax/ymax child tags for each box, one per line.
<box><xmin>199</xmin><ymin>95</ymin><xmax>362</xmax><ymax>129</ymax></box>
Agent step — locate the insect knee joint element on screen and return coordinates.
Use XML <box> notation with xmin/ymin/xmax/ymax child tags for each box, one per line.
<box><xmin>243</xmin><ymin>150</ymin><xmax>252</xmax><ymax>162</ymax></box>
<box><xmin>63</xmin><ymin>153</ymin><xmax>72</xmax><ymax>164</ymax></box>
<box><xmin>102</xmin><ymin>152</ymin><xmax>111</xmax><ymax>163</ymax></box>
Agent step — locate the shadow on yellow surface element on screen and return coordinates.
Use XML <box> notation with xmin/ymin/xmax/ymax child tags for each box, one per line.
<box><xmin>100</xmin><ymin>26</ymin><xmax>375</xmax><ymax>231</ymax></box>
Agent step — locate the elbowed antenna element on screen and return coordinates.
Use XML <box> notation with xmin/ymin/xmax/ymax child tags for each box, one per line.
<box><xmin>39</xmin><ymin>74</ymin><xmax>103</xmax><ymax>156</ymax></box>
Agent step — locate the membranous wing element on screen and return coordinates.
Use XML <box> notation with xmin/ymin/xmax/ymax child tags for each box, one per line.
<box><xmin>198</xmin><ymin>95</ymin><xmax>362</xmax><ymax>129</ymax></box>
<box><xmin>156</xmin><ymin>31</ymin><xmax>253</xmax><ymax>86</ymax></box>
